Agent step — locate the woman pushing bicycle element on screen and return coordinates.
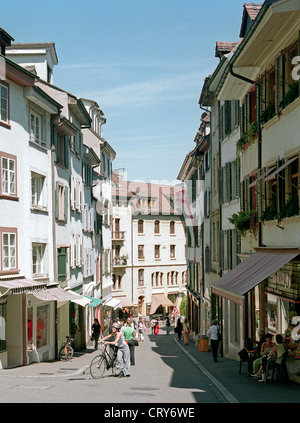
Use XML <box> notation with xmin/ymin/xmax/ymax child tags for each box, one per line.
<box><xmin>99</xmin><ymin>322</ymin><xmax>131</xmax><ymax>378</ymax></box>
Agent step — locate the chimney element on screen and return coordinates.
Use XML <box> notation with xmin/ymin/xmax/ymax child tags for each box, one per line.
<box><xmin>0</xmin><ymin>28</ymin><xmax>14</xmax><ymax>56</ymax></box>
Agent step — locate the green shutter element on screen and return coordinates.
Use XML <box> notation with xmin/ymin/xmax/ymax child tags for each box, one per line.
<box><xmin>64</xmin><ymin>136</ymin><xmax>69</xmax><ymax>168</ymax></box>
<box><xmin>64</xmin><ymin>186</ymin><xmax>68</xmax><ymax>222</ymax></box>
<box><xmin>226</xmin><ymin>162</ymin><xmax>231</xmax><ymax>201</ymax></box>
<box><xmin>240</xmin><ymin>103</ymin><xmax>244</xmax><ymax>135</ymax></box>
<box><xmin>236</xmin><ymin>158</ymin><xmax>241</xmax><ymax>198</ymax></box>
<box><xmin>225</xmin><ymin>101</ymin><xmax>231</xmax><ymax>135</ymax></box>
<box><xmin>245</xmin><ymin>176</ymin><xmax>251</xmax><ymax>212</ymax></box>
<box><xmin>240</xmin><ymin>180</ymin><xmax>245</xmax><ymax>212</ymax></box>
<box><xmin>52</xmin><ymin>124</ymin><xmax>58</xmax><ymax>163</ymax></box>
<box><xmin>218</xmin><ymin>167</ymin><xmax>223</xmax><ymax>204</ymax></box>
<box><xmin>275</xmin><ymin>55</ymin><xmax>284</xmax><ymax>113</ymax></box>
<box><xmin>218</xmin><ymin>230</ymin><xmax>224</xmax><ymax>271</ymax></box>
<box><xmin>57</xmin><ymin>248</ymin><xmax>67</xmax><ymax>282</ymax></box>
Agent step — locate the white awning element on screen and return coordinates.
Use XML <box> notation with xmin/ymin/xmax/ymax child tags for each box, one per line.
<box><xmin>103</xmin><ymin>298</ymin><xmax>122</xmax><ymax>310</ymax></box>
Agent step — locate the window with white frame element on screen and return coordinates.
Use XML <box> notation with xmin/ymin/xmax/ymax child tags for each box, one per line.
<box><xmin>30</xmin><ymin>110</ymin><xmax>42</xmax><ymax>143</ymax></box>
<box><xmin>32</xmin><ymin>243</ymin><xmax>46</xmax><ymax>276</ymax></box>
<box><xmin>1</xmin><ymin>154</ymin><xmax>16</xmax><ymax>197</ymax></box>
<box><xmin>0</xmin><ymin>83</ymin><xmax>9</xmax><ymax>125</ymax></box>
<box><xmin>31</xmin><ymin>172</ymin><xmax>47</xmax><ymax>209</ymax></box>
<box><xmin>1</xmin><ymin>229</ymin><xmax>17</xmax><ymax>272</ymax></box>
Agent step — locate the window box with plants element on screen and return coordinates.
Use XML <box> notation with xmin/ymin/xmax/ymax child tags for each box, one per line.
<box><xmin>279</xmin><ymin>82</ymin><xmax>299</xmax><ymax>111</ymax></box>
<box><xmin>236</xmin><ymin>122</ymin><xmax>257</xmax><ymax>154</ymax></box>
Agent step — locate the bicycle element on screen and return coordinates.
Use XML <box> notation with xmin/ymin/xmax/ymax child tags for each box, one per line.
<box><xmin>90</xmin><ymin>344</ymin><xmax>118</xmax><ymax>379</ymax></box>
<box><xmin>59</xmin><ymin>336</ymin><xmax>74</xmax><ymax>361</ymax></box>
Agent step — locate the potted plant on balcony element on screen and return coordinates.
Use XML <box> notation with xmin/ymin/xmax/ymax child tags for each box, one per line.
<box><xmin>120</xmin><ymin>254</ymin><xmax>128</xmax><ymax>265</ymax></box>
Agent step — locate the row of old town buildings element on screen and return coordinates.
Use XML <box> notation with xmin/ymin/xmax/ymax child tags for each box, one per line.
<box><xmin>0</xmin><ymin>28</ymin><xmax>187</xmax><ymax>369</ymax></box>
<box><xmin>178</xmin><ymin>1</ymin><xmax>300</xmax><ymax>383</ymax></box>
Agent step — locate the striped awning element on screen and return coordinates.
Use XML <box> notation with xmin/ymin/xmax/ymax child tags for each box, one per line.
<box><xmin>0</xmin><ymin>278</ymin><xmax>47</xmax><ymax>295</ymax></box>
<box><xmin>150</xmin><ymin>293</ymin><xmax>174</xmax><ymax>315</ymax></box>
<box><xmin>211</xmin><ymin>247</ymin><xmax>300</xmax><ymax>306</ymax></box>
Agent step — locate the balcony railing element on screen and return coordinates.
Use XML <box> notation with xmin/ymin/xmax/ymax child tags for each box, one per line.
<box><xmin>112</xmin><ymin>231</ymin><xmax>126</xmax><ymax>241</ymax></box>
<box><xmin>113</xmin><ymin>257</ymin><xmax>127</xmax><ymax>267</ymax></box>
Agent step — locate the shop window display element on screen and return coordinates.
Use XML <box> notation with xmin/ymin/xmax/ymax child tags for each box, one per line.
<box><xmin>36</xmin><ymin>304</ymin><xmax>49</xmax><ymax>348</ymax></box>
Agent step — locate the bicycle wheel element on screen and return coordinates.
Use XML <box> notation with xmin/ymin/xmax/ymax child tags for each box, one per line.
<box><xmin>59</xmin><ymin>345</ymin><xmax>74</xmax><ymax>361</ymax></box>
<box><xmin>90</xmin><ymin>354</ymin><xmax>108</xmax><ymax>379</ymax></box>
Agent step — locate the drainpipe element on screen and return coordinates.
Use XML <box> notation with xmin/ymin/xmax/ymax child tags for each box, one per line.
<box><xmin>51</xmin><ymin>126</ymin><xmax>57</xmax><ymax>280</ymax></box>
<box><xmin>228</xmin><ymin>63</ymin><xmax>262</xmax><ymax>247</ymax></box>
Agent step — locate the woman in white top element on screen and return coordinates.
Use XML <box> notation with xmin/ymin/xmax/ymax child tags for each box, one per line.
<box><xmin>207</xmin><ymin>320</ymin><xmax>220</xmax><ymax>362</ymax></box>
<box><xmin>99</xmin><ymin>322</ymin><xmax>130</xmax><ymax>377</ymax></box>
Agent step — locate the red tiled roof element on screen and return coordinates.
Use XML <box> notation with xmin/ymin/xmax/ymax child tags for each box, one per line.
<box><xmin>215</xmin><ymin>41</ymin><xmax>238</xmax><ymax>58</ymax></box>
<box><xmin>112</xmin><ymin>172</ymin><xmax>185</xmax><ymax>214</ymax></box>
<box><xmin>244</xmin><ymin>3</ymin><xmax>262</xmax><ymax>21</ymax></box>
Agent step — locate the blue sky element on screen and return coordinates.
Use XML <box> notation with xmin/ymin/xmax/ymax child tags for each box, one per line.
<box><xmin>3</xmin><ymin>0</ymin><xmax>247</xmax><ymax>183</ymax></box>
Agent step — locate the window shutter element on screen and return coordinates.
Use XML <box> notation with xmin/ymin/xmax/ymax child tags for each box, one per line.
<box><xmin>235</xmin><ymin>100</ymin><xmax>240</xmax><ymax>128</ymax></box>
<box><xmin>236</xmin><ymin>158</ymin><xmax>241</xmax><ymax>198</ymax></box>
<box><xmin>218</xmin><ymin>230</ymin><xmax>224</xmax><ymax>272</ymax></box>
<box><xmin>245</xmin><ymin>177</ymin><xmax>250</xmax><ymax>212</ymax></box>
<box><xmin>64</xmin><ymin>136</ymin><xmax>69</xmax><ymax>168</ymax></box>
<box><xmin>225</xmin><ymin>101</ymin><xmax>231</xmax><ymax>135</ymax></box>
<box><xmin>96</xmin><ymin>212</ymin><xmax>102</xmax><ymax>235</ymax></box>
<box><xmin>240</xmin><ymin>180</ymin><xmax>245</xmax><ymax>212</ymax></box>
<box><xmin>57</xmin><ymin>248</ymin><xmax>67</xmax><ymax>282</ymax></box>
<box><xmin>245</xmin><ymin>93</ymin><xmax>250</xmax><ymax>132</ymax></box>
<box><xmin>55</xmin><ymin>182</ymin><xmax>59</xmax><ymax>219</ymax></box>
<box><xmin>240</xmin><ymin>103</ymin><xmax>244</xmax><ymax>135</ymax></box>
<box><xmin>219</xmin><ymin>104</ymin><xmax>224</xmax><ymax>141</ymax></box>
<box><xmin>260</xmin><ymin>74</ymin><xmax>267</xmax><ymax>115</ymax></box>
<box><xmin>226</xmin><ymin>162</ymin><xmax>231</xmax><ymax>202</ymax></box>
<box><xmin>218</xmin><ymin>167</ymin><xmax>223</xmax><ymax>204</ymax></box>
<box><xmin>275</xmin><ymin>55</ymin><xmax>284</xmax><ymax>113</ymax></box>
<box><xmin>52</xmin><ymin>124</ymin><xmax>58</xmax><ymax>162</ymax></box>
<box><xmin>255</xmin><ymin>83</ymin><xmax>260</xmax><ymax>130</ymax></box>
<box><xmin>64</xmin><ymin>186</ymin><xmax>68</xmax><ymax>222</ymax></box>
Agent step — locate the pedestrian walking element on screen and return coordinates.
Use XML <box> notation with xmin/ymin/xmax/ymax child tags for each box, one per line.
<box><xmin>122</xmin><ymin>318</ymin><xmax>137</xmax><ymax>366</ymax></box>
<box><xmin>99</xmin><ymin>322</ymin><xmax>131</xmax><ymax>377</ymax></box>
<box><xmin>151</xmin><ymin>318</ymin><xmax>156</xmax><ymax>334</ymax></box>
<box><xmin>176</xmin><ymin>318</ymin><xmax>182</xmax><ymax>340</ymax></box>
<box><xmin>154</xmin><ymin>320</ymin><xmax>159</xmax><ymax>335</ymax></box>
<box><xmin>91</xmin><ymin>318</ymin><xmax>102</xmax><ymax>350</ymax></box>
<box><xmin>207</xmin><ymin>319</ymin><xmax>220</xmax><ymax>362</ymax></box>
<box><xmin>138</xmin><ymin>319</ymin><xmax>145</xmax><ymax>341</ymax></box>
<box><xmin>183</xmin><ymin>318</ymin><xmax>189</xmax><ymax>345</ymax></box>
<box><xmin>166</xmin><ymin>317</ymin><xmax>171</xmax><ymax>335</ymax></box>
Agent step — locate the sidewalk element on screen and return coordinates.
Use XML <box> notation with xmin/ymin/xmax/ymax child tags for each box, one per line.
<box><xmin>0</xmin><ymin>348</ymin><xmax>96</xmax><ymax>379</ymax></box>
<box><xmin>174</xmin><ymin>337</ymin><xmax>300</xmax><ymax>403</ymax></box>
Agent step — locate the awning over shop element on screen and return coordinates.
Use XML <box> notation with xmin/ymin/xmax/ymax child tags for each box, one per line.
<box><xmin>30</xmin><ymin>286</ymin><xmax>94</xmax><ymax>307</ymax></box>
<box><xmin>150</xmin><ymin>293</ymin><xmax>174</xmax><ymax>315</ymax></box>
<box><xmin>84</xmin><ymin>295</ymin><xmax>103</xmax><ymax>307</ymax></box>
<box><xmin>103</xmin><ymin>298</ymin><xmax>122</xmax><ymax>310</ymax></box>
<box><xmin>0</xmin><ymin>278</ymin><xmax>47</xmax><ymax>295</ymax></box>
<box><xmin>112</xmin><ymin>296</ymin><xmax>134</xmax><ymax>308</ymax></box>
<box><xmin>211</xmin><ymin>247</ymin><xmax>300</xmax><ymax>306</ymax></box>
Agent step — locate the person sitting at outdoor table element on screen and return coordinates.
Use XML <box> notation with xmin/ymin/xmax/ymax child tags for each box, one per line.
<box><xmin>251</xmin><ymin>333</ymin><xmax>275</xmax><ymax>379</ymax></box>
<box><xmin>255</xmin><ymin>334</ymin><xmax>287</xmax><ymax>383</ymax></box>
<box><xmin>245</xmin><ymin>329</ymin><xmax>265</xmax><ymax>374</ymax></box>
